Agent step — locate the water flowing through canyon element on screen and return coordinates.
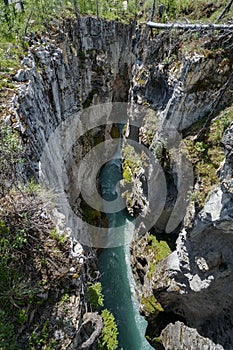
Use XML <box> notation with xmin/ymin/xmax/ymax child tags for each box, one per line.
<box><xmin>98</xmin><ymin>136</ymin><xmax>154</xmax><ymax>350</ymax></box>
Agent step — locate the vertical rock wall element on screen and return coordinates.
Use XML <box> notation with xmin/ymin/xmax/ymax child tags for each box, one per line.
<box><xmin>128</xmin><ymin>28</ymin><xmax>233</xmax><ymax>350</ymax></box>
<box><xmin>13</xmin><ymin>16</ymin><xmax>134</xmax><ymax>175</ymax></box>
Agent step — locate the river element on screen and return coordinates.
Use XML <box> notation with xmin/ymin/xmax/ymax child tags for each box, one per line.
<box><xmin>98</xmin><ymin>141</ymin><xmax>154</xmax><ymax>350</ymax></box>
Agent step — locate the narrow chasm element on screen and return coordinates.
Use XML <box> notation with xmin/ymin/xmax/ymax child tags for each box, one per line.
<box><xmin>11</xmin><ymin>13</ymin><xmax>233</xmax><ymax>350</ymax></box>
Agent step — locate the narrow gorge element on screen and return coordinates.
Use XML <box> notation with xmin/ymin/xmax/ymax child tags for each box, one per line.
<box><xmin>2</xmin><ymin>10</ymin><xmax>233</xmax><ymax>350</ymax></box>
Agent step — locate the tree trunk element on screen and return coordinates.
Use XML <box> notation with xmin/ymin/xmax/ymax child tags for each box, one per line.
<box><xmin>151</xmin><ymin>0</ymin><xmax>156</xmax><ymax>21</ymax></box>
<box><xmin>96</xmin><ymin>0</ymin><xmax>99</xmax><ymax>17</ymax></box>
<box><xmin>215</xmin><ymin>0</ymin><xmax>233</xmax><ymax>23</ymax></box>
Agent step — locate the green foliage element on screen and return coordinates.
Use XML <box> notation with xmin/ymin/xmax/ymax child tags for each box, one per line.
<box><xmin>0</xmin><ymin>309</ymin><xmax>17</xmax><ymax>350</ymax></box>
<box><xmin>0</xmin><ymin>126</ymin><xmax>23</xmax><ymax>197</ymax></box>
<box><xmin>50</xmin><ymin>229</ymin><xmax>68</xmax><ymax>245</ymax></box>
<box><xmin>0</xmin><ymin>220</ymin><xmax>27</xmax><ymax>259</ymax></box>
<box><xmin>122</xmin><ymin>145</ymin><xmax>143</xmax><ymax>184</ymax></box>
<box><xmin>17</xmin><ymin>308</ymin><xmax>28</xmax><ymax>325</ymax></box>
<box><xmin>0</xmin><ymin>0</ymin><xmax>139</xmax><ymax>53</ymax></box>
<box><xmin>147</xmin><ymin>234</ymin><xmax>171</xmax><ymax>263</ymax></box>
<box><xmin>29</xmin><ymin>319</ymin><xmax>57</xmax><ymax>349</ymax></box>
<box><xmin>183</xmin><ymin>105</ymin><xmax>233</xmax><ymax>209</ymax></box>
<box><xmin>0</xmin><ymin>260</ymin><xmax>36</xmax><ymax>312</ymax></box>
<box><xmin>0</xmin><ymin>222</ymin><xmax>27</xmax><ymax>261</ymax></box>
<box><xmin>195</xmin><ymin>141</ymin><xmax>208</xmax><ymax>153</ymax></box>
<box><xmin>141</xmin><ymin>294</ymin><xmax>164</xmax><ymax>314</ymax></box>
<box><xmin>98</xmin><ymin>309</ymin><xmax>118</xmax><ymax>350</ymax></box>
<box><xmin>144</xmin><ymin>0</ymin><xmax>230</xmax><ymax>23</ymax></box>
<box><xmin>87</xmin><ymin>282</ymin><xmax>104</xmax><ymax>309</ymax></box>
<box><xmin>152</xmin><ymin>139</ymin><xmax>167</xmax><ymax>160</ymax></box>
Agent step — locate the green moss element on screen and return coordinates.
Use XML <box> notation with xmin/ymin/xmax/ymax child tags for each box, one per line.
<box><xmin>141</xmin><ymin>294</ymin><xmax>164</xmax><ymax>314</ymax></box>
<box><xmin>183</xmin><ymin>105</ymin><xmax>233</xmax><ymax>209</ymax></box>
<box><xmin>82</xmin><ymin>89</ymin><xmax>98</xmax><ymax>109</ymax></box>
<box><xmin>122</xmin><ymin>145</ymin><xmax>143</xmax><ymax>184</ymax></box>
<box><xmin>148</xmin><ymin>262</ymin><xmax>156</xmax><ymax>280</ymax></box>
<box><xmin>78</xmin><ymin>50</ymin><xmax>86</xmax><ymax>61</ymax></box>
<box><xmin>147</xmin><ymin>235</ymin><xmax>172</xmax><ymax>263</ymax></box>
<box><xmin>122</xmin><ymin>167</ymin><xmax>132</xmax><ymax>184</ymax></box>
<box><xmin>153</xmin><ymin>336</ymin><xmax>162</xmax><ymax>344</ymax></box>
<box><xmin>87</xmin><ymin>282</ymin><xmax>104</xmax><ymax>309</ymax></box>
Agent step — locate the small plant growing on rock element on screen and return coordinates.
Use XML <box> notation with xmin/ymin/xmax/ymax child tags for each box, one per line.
<box><xmin>87</xmin><ymin>282</ymin><xmax>104</xmax><ymax>309</ymax></box>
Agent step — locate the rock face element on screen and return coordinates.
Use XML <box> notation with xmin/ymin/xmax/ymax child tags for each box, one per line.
<box><xmin>128</xmin><ymin>29</ymin><xmax>233</xmax><ymax>350</ymax></box>
<box><xmin>131</xmin><ymin>30</ymin><xmax>233</xmax><ymax>130</ymax></box>
<box><xmin>11</xmin><ymin>16</ymin><xmax>134</xmax><ymax>247</ymax></box>
<box><xmin>158</xmin><ymin>126</ymin><xmax>233</xmax><ymax>349</ymax></box>
<box><xmin>124</xmin><ymin>29</ymin><xmax>233</xmax><ymax>235</ymax></box>
<box><xmin>161</xmin><ymin>321</ymin><xmax>224</xmax><ymax>350</ymax></box>
<box><xmin>13</xmin><ymin>16</ymin><xmax>133</xmax><ymax>174</ymax></box>
<box><xmin>143</xmin><ymin>125</ymin><xmax>233</xmax><ymax>349</ymax></box>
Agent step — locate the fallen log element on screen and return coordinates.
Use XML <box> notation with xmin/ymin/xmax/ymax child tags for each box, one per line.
<box><xmin>146</xmin><ymin>21</ymin><xmax>233</xmax><ymax>30</ymax></box>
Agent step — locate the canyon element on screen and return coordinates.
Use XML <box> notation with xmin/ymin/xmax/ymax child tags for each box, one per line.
<box><xmin>6</xmin><ymin>14</ymin><xmax>233</xmax><ymax>350</ymax></box>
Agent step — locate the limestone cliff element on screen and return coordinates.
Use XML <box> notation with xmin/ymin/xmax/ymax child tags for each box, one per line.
<box><xmin>10</xmin><ymin>16</ymin><xmax>134</xmax><ymax>248</ymax></box>
<box><xmin>128</xmin><ymin>27</ymin><xmax>233</xmax><ymax>350</ymax></box>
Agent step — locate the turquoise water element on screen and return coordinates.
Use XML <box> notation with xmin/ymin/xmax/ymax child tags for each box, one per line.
<box><xmin>99</xmin><ymin>157</ymin><xmax>154</xmax><ymax>350</ymax></box>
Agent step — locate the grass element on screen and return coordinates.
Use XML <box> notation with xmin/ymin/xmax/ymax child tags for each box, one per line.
<box><xmin>0</xmin><ymin>186</ymin><xmax>82</xmax><ymax>349</ymax></box>
<box><xmin>144</xmin><ymin>0</ymin><xmax>231</xmax><ymax>22</ymax></box>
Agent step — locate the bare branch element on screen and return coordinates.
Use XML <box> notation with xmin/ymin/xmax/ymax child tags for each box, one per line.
<box><xmin>147</xmin><ymin>21</ymin><xmax>233</xmax><ymax>30</ymax></box>
<box><xmin>215</xmin><ymin>0</ymin><xmax>233</xmax><ymax>24</ymax></box>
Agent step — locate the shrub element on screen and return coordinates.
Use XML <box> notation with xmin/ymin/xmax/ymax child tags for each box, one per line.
<box><xmin>98</xmin><ymin>309</ymin><xmax>118</xmax><ymax>350</ymax></box>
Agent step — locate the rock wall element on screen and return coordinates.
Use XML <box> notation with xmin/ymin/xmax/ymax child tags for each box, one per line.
<box><xmin>128</xmin><ymin>28</ymin><xmax>233</xmax><ymax>350</ymax></box>
<box><xmin>140</xmin><ymin>125</ymin><xmax>233</xmax><ymax>349</ymax></box>
<box><xmin>13</xmin><ymin>16</ymin><xmax>133</xmax><ymax>174</ymax></box>
<box><xmin>11</xmin><ymin>16</ymin><xmax>134</xmax><ymax>247</ymax></box>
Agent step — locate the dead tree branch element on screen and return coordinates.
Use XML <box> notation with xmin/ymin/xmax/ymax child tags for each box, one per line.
<box><xmin>215</xmin><ymin>0</ymin><xmax>233</xmax><ymax>24</ymax></box>
<box><xmin>147</xmin><ymin>21</ymin><xmax>233</xmax><ymax>30</ymax></box>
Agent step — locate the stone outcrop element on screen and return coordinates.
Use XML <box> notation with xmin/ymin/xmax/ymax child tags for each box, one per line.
<box><xmin>123</xmin><ymin>29</ymin><xmax>233</xmax><ymax>234</ymax></box>
<box><xmin>161</xmin><ymin>321</ymin><xmax>224</xmax><ymax>350</ymax></box>
<box><xmin>73</xmin><ymin>312</ymin><xmax>103</xmax><ymax>349</ymax></box>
